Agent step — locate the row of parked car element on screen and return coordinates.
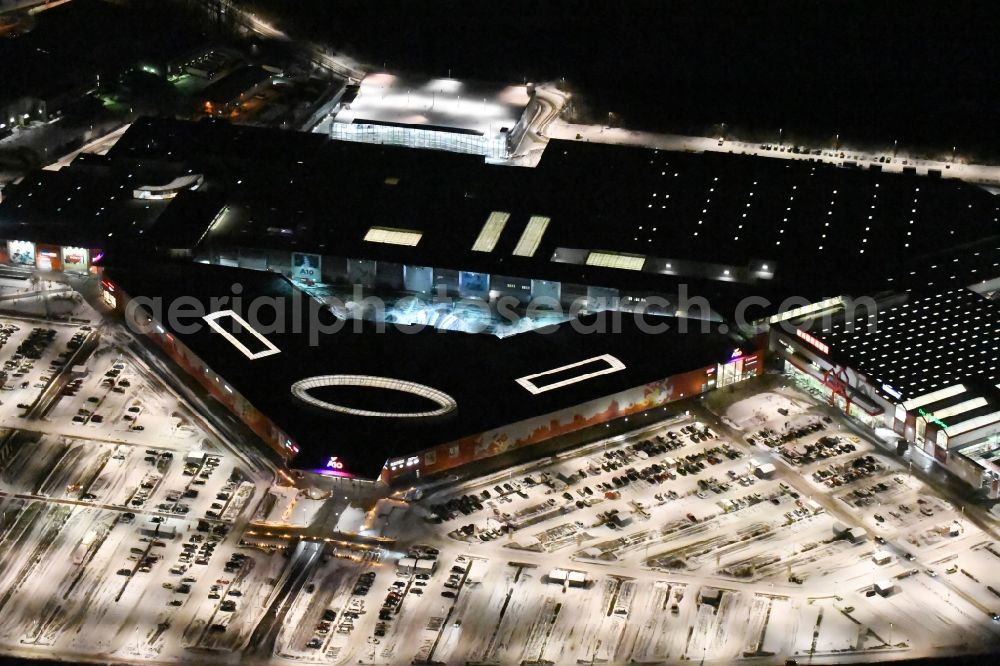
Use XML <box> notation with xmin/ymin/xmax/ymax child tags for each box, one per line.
<box><xmin>16</xmin><ymin>326</ymin><xmax>56</xmax><ymax>362</ymax></box>
<box><xmin>749</xmin><ymin>419</ymin><xmax>829</xmax><ymax>448</ymax></box>
<box><xmin>677</xmin><ymin>422</ymin><xmax>718</xmax><ymax>444</ymax></box>
<box><xmin>442</xmin><ymin>558</ymin><xmax>467</xmax><ymax>597</ymax></box>
<box><xmin>100</xmin><ymin>364</ymin><xmax>130</xmax><ymax>393</ymax></box>
<box><xmin>128</xmin><ymin>472</ymin><xmax>162</xmax><ymax>508</ymax></box>
<box><xmin>780</xmin><ymin>433</ymin><xmax>857</xmax><ymax>466</ymax></box>
<box><xmin>629</xmin><ymin>431</ymin><xmax>689</xmax><ymax>460</ymax></box>
<box><xmin>812</xmin><ymin>454</ymin><xmax>884</xmax><ymax>488</ymax></box>
<box><xmin>116</xmin><ymin>535</ymin><xmax>166</xmax><ymax>577</ymax></box>
<box><xmin>429</xmin><ymin>480</ymin><xmax>527</xmax><ymax>522</ymax></box>
<box><xmin>2</xmin><ymin>325</ymin><xmax>47</xmax><ymax>389</ymax></box>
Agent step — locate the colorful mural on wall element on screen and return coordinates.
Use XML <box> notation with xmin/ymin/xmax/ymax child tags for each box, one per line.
<box><xmin>383</xmin><ymin>360</ymin><xmax>760</xmax><ymax>483</ymax></box>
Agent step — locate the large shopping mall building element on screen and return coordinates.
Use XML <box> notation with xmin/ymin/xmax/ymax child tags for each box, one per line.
<box><xmin>0</xmin><ymin>116</ymin><xmax>996</xmax><ymax>488</ymax></box>
<box><xmin>772</xmin><ymin>286</ymin><xmax>1000</xmax><ymax>498</ymax></box>
<box><xmin>103</xmin><ymin>261</ymin><xmax>760</xmax><ymax>483</ymax></box>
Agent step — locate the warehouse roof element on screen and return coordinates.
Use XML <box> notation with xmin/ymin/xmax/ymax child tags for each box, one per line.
<box><xmin>103</xmin><ymin>119</ymin><xmax>1000</xmax><ymax>298</ymax></box>
<box><xmin>4</xmin><ymin>117</ymin><xmax>998</xmax><ymax>318</ymax></box>
<box><xmin>815</xmin><ymin>288</ymin><xmax>1000</xmax><ymax>404</ymax></box>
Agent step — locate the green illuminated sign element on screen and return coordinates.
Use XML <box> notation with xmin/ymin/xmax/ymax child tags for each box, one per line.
<box><xmin>917</xmin><ymin>408</ymin><xmax>948</xmax><ymax>429</ymax></box>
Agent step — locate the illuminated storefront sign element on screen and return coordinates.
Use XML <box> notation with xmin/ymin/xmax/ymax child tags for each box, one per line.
<box><xmin>881</xmin><ymin>383</ymin><xmax>903</xmax><ymax>400</ymax></box>
<box><xmin>917</xmin><ymin>408</ymin><xmax>948</xmax><ymax>429</ymax></box>
<box><xmin>61</xmin><ymin>246</ymin><xmax>89</xmax><ymax>272</ymax></box>
<box><xmin>316</xmin><ymin>454</ymin><xmax>351</xmax><ymax>478</ymax></box>
<box><xmin>795</xmin><ymin>328</ymin><xmax>830</xmax><ymax>354</ymax></box>
<box><xmin>8</xmin><ymin>240</ymin><xmax>35</xmax><ymax>266</ymax></box>
<box><xmin>291</xmin><ymin>252</ymin><xmax>321</xmax><ymax>283</ymax></box>
<box><xmin>100</xmin><ymin>280</ymin><xmax>117</xmax><ymax>309</ymax></box>
<box><xmin>458</xmin><ymin>270</ymin><xmax>490</xmax><ymax>296</ymax></box>
<box><xmin>36</xmin><ymin>245</ymin><xmax>60</xmax><ymax>271</ymax></box>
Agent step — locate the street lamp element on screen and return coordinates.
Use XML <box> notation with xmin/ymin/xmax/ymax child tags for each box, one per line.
<box><xmin>778</xmin><ymin>127</ymin><xmax>783</xmax><ymax>145</ymax></box>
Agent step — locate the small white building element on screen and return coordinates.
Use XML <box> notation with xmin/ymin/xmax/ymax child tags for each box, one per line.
<box><xmin>139</xmin><ymin>520</ymin><xmax>176</xmax><ymax>539</ymax></box>
<box><xmin>846</xmin><ymin>526</ymin><xmax>868</xmax><ymax>543</ymax></box>
<box><xmin>874</xmin><ymin>580</ymin><xmax>896</xmax><ymax>596</ymax></box>
<box><xmin>398</xmin><ymin>557</ymin><xmax>436</xmax><ymax>576</ymax></box>
<box><xmin>872</xmin><ymin>550</ymin><xmax>893</xmax><ymax>565</ymax></box>
<box><xmin>186</xmin><ymin>450</ymin><xmax>206</xmax><ymax>466</ymax></box>
<box><xmin>414</xmin><ymin>558</ymin><xmax>437</xmax><ymax>575</ymax></box>
<box><xmin>753</xmin><ymin>462</ymin><xmax>777</xmax><ymax>479</ymax></box>
<box><xmin>395</xmin><ymin>557</ymin><xmax>418</xmax><ymax>575</ymax></box>
<box><xmin>547</xmin><ymin>568</ymin><xmax>589</xmax><ymax>587</ymax></box>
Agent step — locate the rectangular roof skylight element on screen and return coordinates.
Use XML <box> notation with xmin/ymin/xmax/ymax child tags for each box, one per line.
<box><xmin>931</xmin><ymin>397</ymin><xmax>988</xmax><ymax>422</ymax></box>
<box><xmin>203</xmin><ymin>310</ymin><xmax>281</xmax><ymax>360</ymax></box>
<box><xmin>471</xmin><ymin>211</ymin><xmax>510</xmax><ymax>252</ymax></box>
<box><xmin>945</xmin><ymin>411</ymin><xmax>1000</xmax><ymax>437</ymax></box>
<box><xmin>515</xmin><ymin>354</ymin><xmax>626</xmax><ymax>395</ymax></box>
<box><xmin>585</xmin><ymin>251</ymin><xmax>646</xmax><ymax>271</ymax></box>
<box><xmin>512</xmin><ymin>215</ymin><xmax>550</xmax><ymax>257</ymax></box>
<box><xmin>902</xmin><ymin>384</ymin><xmax>966</xmax><ymax>411</ymax></box>
<box><xmin>364</xmin><ymin>226</ymin><xmax>423</xmax><ymax>246</ymax></box>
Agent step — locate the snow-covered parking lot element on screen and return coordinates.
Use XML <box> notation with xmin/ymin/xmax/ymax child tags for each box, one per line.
<box><xmin>0</xmin><ymin>273</ymin><xmax>996</xmax><ymax>666</ymax></box>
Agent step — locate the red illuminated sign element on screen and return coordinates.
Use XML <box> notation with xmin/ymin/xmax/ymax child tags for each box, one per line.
<box><xmin>795</xmin><ymin>328</ymin><xmax>830</xmax><ymax>354</ymax></box>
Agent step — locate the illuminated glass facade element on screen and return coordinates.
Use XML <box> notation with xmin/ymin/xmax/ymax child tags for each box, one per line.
<box><xmin>330</xmin><ymin>122</ymin><xmax>510</xmax><ymax>159</ymax></box>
